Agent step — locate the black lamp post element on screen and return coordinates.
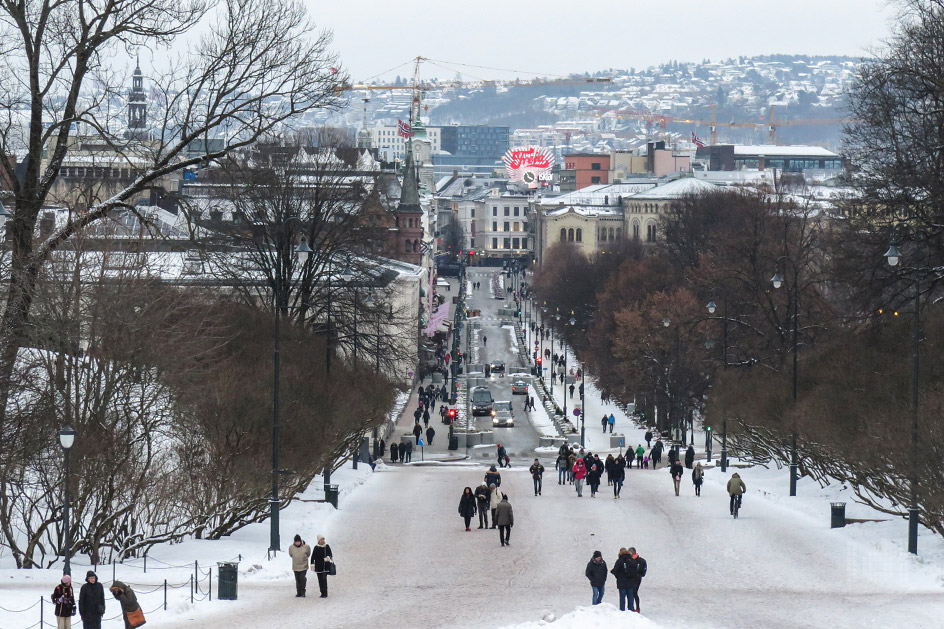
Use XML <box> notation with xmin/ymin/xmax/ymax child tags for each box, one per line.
<box><xmin>707</xmin><ymin>297</ymin><xmax>729</xmax><ymax>472</ymax></box>
<box><xmin>662</xmin><ymin>317</ymin><xmax>681</xmax><ymax>445</ymax></box>
<box><xmin>59</xmin><ymin>425</ymin><xmax>75</xmax><ymax>576</ymax></box>
<box><xmin>771</xmin><ymin>259</ymin><xmax>800</xmax><ymax>497</ymax></box>
<box><xmin>885</xmin><ymin>240</ymin><xmax>921</xmax><ymax>555</ymax></box>
<box><xmin>270</xmin><ymin>234</ymin><xmax>311</xmax><ymax>554</ymax></box>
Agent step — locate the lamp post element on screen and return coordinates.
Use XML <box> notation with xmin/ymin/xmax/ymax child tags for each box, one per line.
<box><xmin>707</xmin><ymin>297</ymin><xmax>729</xmax><ymax>472</ymax></box>
<box><xmin>885</xmin><ymin>240</ymin><xmax>921</xmax><ymax>555</ymax></box>
<box><xmin>270</xmin><ymin>234</ymin><xmax>311</xmax><ymax>554</ymax></box>
<box><xmin>662</xmin><ymin>317</ymin><xmax>681</xmax><ymax>445</ymax></box>
<box><xmin>771</xmin><ymin>259</ymin><xmax>799</xmax><ymax>497</ymax></box>
<box><xmin>59</xmin><ymin>425</ymin><xmax>75</xmax><ymax>576</ymax></box>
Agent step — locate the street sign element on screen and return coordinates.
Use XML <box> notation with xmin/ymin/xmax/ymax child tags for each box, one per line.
<box><xmin>417</xmin><ymin>439</ymin><xmax>424</xmax><ymax>446</ymax></box>
<box><xmin>573</xmin><ymin>408</ymin><xmax>581</xmax><ymax>416</ymax></box>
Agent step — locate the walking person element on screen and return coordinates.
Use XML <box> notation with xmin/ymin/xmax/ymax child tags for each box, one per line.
<box><xmin>412</xmin><ymin>422</ymin><xmax>423</xmax><ymax>443</ymax></box>
<box><xmin>496</xmin><ymin>443</ymin><xmax>509</xmax><ymax>468</ymax></box>
<box><xmin>484</xmin><ymin>465</ymin><xmax>502</xmax><ymax>488</ymax></box>
<box><xmin>483</xmin><ymin>335</ymin><xmax>487</xmax><ymax>347</ymax></box>
<box><xmin>670</xmin><ymin>459</ymin><xmax>684</xmax><ymax>496</ymax></box>
<box><xmin>310</xmin><ymin>535</ymin><xmax>334</xmax><ymax>598</ymax></box>
<box><xmin>604</xmin><ymin>454</ymin><xmax>615</xmax><ymax>486</ymax></box>
<box><xmin>426</xmin><ymin>425</ymin><xmax>435</xmax><ymax>446</ymax></box>
<box><xmin>495</xmin><ymin>494</ymin><xmax>514</xmax><ymax>546</ymax></box>
<box><xmin>52</xmin><ymin>574</ymin><xmax>76</xmax><ymax>629</ymax></box>
<box><xmin>474</xmin><ymin>482</ymin><xmax>491</xmax><ymax>529</ymax></box>
<box><xmin>572</xmin><ymin>457</ymin><xmax>587</xmax><ymax>497</ymax></box>
<box><xmin>692</xmin><ymin>462</ymin><xmax>704</xmax><ymax>496</ymax></box>
<box><xmin>288</xmin><ymin>534</ymin><xmax>311</xmax><ymax>597</ymax></box>
<box><xmin>109</xmin><ymin>582</ymin><xmax>141</xmax><ymax>629</ymax></box>
<box><xmin>529</xmin><ymin>458</ymin><xmax>545</xmax><ymax>496</ymax></box>
<box><xmin>555</xmin><ymin>451</ymin><xmax>568</xmax><ymax>485</ymax></box>
<box><xmin>390</xmin><ymin>441</ymin><xmax>400</xmax><ymax>463</ymax></box>
<box><xmin>650</xmin><ymin>440</ymin><xmax>663</xmax><ymax>469</ymax></box>
<box><xmin>628</xmin><ymin>547</ymin><xmax>647</xmax><ymax>612</ymax></box>
<box><xmin>635</xmin><ymin>444</ymin><xmax>645</xmax><ymax>469</ymax></box>
<box><xmin>610</xmin><ymin>548</ymin><xmax>638</xmax><ymax>612</ymax></box>
<box><xmin>607</xmin><ymin>413</ymin><xmax>616</xmax><ymax>433</ymax></box>
<box><xmin>585</xmin><ymin>551</ymin><xmax>608</xmax><ymax>605</ymax></box>
<box><xmin>78</xmin><ymin>571</ymin><xmax>105</xmax><ymax>629</ymax></box>
<box><xmin>685</xmin><ymin>444</ymin><xmax>695</xmax><ymax>469</ymax></box>
<box><xmin>489</xmin><ymin>483</ymin><xmax>502</xmax><ymax>528</ymax></box>
<box><xmin>405</xmin><ymin>438</ymin><xmax>413</xmax><ymax>463</ymax></box>
<box><xmin>612</xmin><ymin>455</ymin><xmax>625</xmax><ymax>499</ymax></box>
<box><xmin>458</xmin><ymin>487</ymin><xmax>477</xmax><ymax>531</ymax></box>
<box><xmin>644</xmin><ymin>429</ymin><xmax>653</xmax><ymax>448</ymax></box>
<box><xmin>587</xmin><ymin>456</ymin><xmax>602</xmax><ymax>498</ymax></box>
<box><xmin>601</xmin><ymin>414</ymin><xmax>608</xmax><ymax>432</ymax></box>
<box><xmin>422</xmin><ymin>407</ymin><xmax>430</xmax><ymax>427</ymax></box>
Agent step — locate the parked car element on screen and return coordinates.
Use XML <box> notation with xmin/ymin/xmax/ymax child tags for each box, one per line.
<box><xmin>511</xmin><ymin>378</ymin><xmax>529</xmax><ymax>395</ymax></box>
<box><xmin>491</xmin><ymin>400</ymin><xmax>515</xmax><ymax>427</ymax></box>
<box><xmin>471</xmin><ymin>387</ymin><xmax>494</xmax><ymax>416</ymax></box>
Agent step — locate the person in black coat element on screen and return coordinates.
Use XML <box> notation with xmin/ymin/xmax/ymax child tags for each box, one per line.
<box><xmin>310</xmin><ymin>536</ymin><xmax>334</xmax><ymax>598</ymax></box>
<box><xmin>684</xmin><ymin>445</ymin><xmax>695</xmax><ymax>469</ymax></box>
<box><xmin>397</xmin><ymin>441</ymin><xmax>406</xmax><ymax>462</ymax></box>
<box><xmin>612</xmin><ymin>456</ymin><xmax>625</xmax><ymax>499</ymax></box>
<box><xmin>79</xmin><ymin>570</ymin><xmax>105</xmax><ymax>629</ymax></box>
<box><xmin>587</xmin><ymin>456</ymin><xmax>603</xmax><ymax>497</ymax></box>
<box><xmin>585</xmin><ymin>550</ymin><xmax>608</xmax><ymax>605</ymax></box>
<box><xmin>458</xmin><ymin>486</ymin><xmax>477</xmax><ymax>531</ymax></box>
<box><xmin>609</xmin><ymin>549</ymin><xmax>636</xmax><ymax>612</ymax></box>
<box><xmin>426</xmin><ymin>425</ymin><xmax>435</xmax><ymax>446</ymax></box>
<box><xmin>650</xmin><ymin>440</ymin><xmax>663</xmax><ymax>469</ymax></box>
<box><xmin>52</xmin><ymin>574</ymin><xmax>76</xmax><ymax>623</ymax></box>
<box><xmin>670</xmin><ymin>460</ymin><xmax>684</xmax><ymax>496</ymax></box>
<box><xmin>644</xmin><ymin>430</ymin><xmax>653</xmax><ymax>448</ymax></box>
<box><xmin>474</xmin><ymin>483</ymin><xmax>491</xmax><ymax>528</ymax></box>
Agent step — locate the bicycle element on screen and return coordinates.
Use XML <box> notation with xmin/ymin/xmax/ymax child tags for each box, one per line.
<box><xmin>730</xmin><ymin>494</ymin><xmax>742</xmax><ymax>519</ymax></box>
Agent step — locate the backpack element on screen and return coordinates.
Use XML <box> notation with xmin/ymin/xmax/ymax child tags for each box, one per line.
<box><xmin>637</xmin><ymin>556</ymin><xmax>648</xmax><ymax>578</ymax></box>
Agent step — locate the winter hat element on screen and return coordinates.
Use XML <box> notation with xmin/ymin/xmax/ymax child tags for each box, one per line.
<box><xmin>86</xmin><ymin>571</ymin><xmax>97</xmax><ymax>582</ymax></box>
<box><xmin>294</xmin><ymin>534</ymin><xmax>302</xmax><ymax>543</ymax></box>
<box><xmin>592</xmin><ymin>550</ymin><xmax>602</xmax><ymax>560</ymax></box>
<box><xmin>489</xmin><ymin>465</ymin><xmax>497</xmax><ymax>472</ymax></box>
<box><xmin>61</xmin><ymin>574</ymin><xmax>71</xmax><ymax>584</ymax></box>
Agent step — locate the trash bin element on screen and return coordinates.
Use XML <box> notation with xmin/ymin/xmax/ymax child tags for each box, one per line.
<box><xmin>448</xmin><ymin>436</ymin><xmax>459</xmax><ymax>451</ymax></box>
<box><xmin>830</xmin><ymin>502</ymin><xmax>846</xmax><ymax>528</ymax></box>
<box><xmin>217</xmin><ymin>562</ymin><xmax>239</xmax><ymax>600</ymax></box>
<box><xmin>325</xmin><ymin>484</ymin><xmax>339</xmax><ymax>509</ymax></box>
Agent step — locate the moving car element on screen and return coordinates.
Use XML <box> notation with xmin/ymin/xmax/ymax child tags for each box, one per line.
<box><xmin>511</xmin><ymin>377</ymin><xmax>529</xmax><ymax>395</ymax></box>
<box><xmin>471</xmin><ymin>387</ymin><xmax>494</xmax><ymax>416</ymax></box>
<box><xmin>489</xmin><ymin>360</ymin><xmax>505</xmax><ymax>376</ymax></box>
<box><xmin>491</xmin><ymin>400</ymin><xmax>515</xmax><ymax>427</ymax></box>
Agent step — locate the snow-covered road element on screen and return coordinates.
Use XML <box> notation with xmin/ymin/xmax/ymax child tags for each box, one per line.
<box><xmin>178</xmin><ymin>460</ymin><xmax>944</xmax><ymax>629</ymax></box>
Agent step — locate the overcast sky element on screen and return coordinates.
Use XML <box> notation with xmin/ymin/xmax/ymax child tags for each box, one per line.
<box><xmin>308</xmin><ymin>0</ymin><xmax>896</xmax><ymax>82</ymax></box>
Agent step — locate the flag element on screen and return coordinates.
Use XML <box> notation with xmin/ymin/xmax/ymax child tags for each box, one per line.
<box><xmin>691</xmin><ymin>131</ymin><xmax>705</xmax><ymax>148</ymax></box>
<box><xmin>398</xmin><ymin>119</ymin><xmax>413</xmax><ymax>138</ymax></box>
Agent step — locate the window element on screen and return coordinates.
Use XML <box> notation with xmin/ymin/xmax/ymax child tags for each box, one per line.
<box><xmin>609</xmin><ymin>228</ymin><xmax>614</xmax><ymax>240</ymax></box>
<box><xmin>568</xmin><ymin>228</ymin><xmax>575</xmax><ymax>242</ymax></box>
<box><xmin>492</xmin><ymin>221</ymin><xmax>498</xmax><ymax>231</ymax></box>
<box><xmin>646</xmin><ymin>223</ymin><xmax>656</xmax><ymax>242</ymax></box>
<box><xmin>513</xmin><ymin>222</ymin><xmax>520</xmax><ymax>232</ymax></box>
<box><xmin>560</xmin><ymin>228</ymin><xmax>566</xmax><ymax>242</ymax></box>
<box><xmin>503</xmin><ymin>222</ymin><xmax>509</xmax><ymax>232</ymax></box>
<box><xmin>493</xmin><ymin>207</ymin><xmax>498</xmax><ymax>216</ymax></box>
<box><xmin>591</xmin><ymin>176</ymin><xmax>601</xmax><ymax>184</ymax></box>
<box><xmin>513</xmin><ymin>237</ymin><xmax>520</xmax><ymax>249</ymax></box>
<box><xmin>504</xmin><ymin>207</ymin><xmax>510</xmax><ymax>216</ymax></box>
<box><xmin>405</xmin><ymin>239</ymin><xmax>412</xmax><ymax>252</ymax></box>
<box><xmin>503</xmin><ymin>237</ymin><xmax>511</xmax><ymax>249</ymax></box>
<box><xmin>632</xmin><ymin>223</ymin><xmax>640</xmax><ymax>240</ymax></box>
<box><xmin>513</xmin><ymin>207</ymin><xmax>520</xmax><ymax>216</ymax></box>
<box><xmin>576</xmin><ymin>228</ymin><xmax>582</xmax><ymax>242</ymax></box>
<box><xmin>591</xmin><ymin>162</ymin><xmax>601</xmax><ymax>170</ymax></box>
<box><xmin>471</xmin><ymin>208</ymin><xmax>475</xmax><ymax>218</ymax></box>
<box><xmin>615</xmin><ymin>228</ymin><xmax>622</xmax><ymax>240</ymax></box>
<box><xmin>492</xmin><ymin>237</ymin><xmax>498</xmax><ymax>249</ymax></box>
<box><xmin>470</xmin><ymin>239</ymin><xmax>475</xmax><ymax>248</ymax></box>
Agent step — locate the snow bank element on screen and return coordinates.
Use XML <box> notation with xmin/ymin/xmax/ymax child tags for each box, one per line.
<box><xmin>500</xmin><ymin>604</ymin><xmax>665</xmax><ymax>628</ymax></box>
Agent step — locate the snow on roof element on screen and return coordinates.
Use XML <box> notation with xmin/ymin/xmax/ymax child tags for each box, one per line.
<box><xmin>733</xmin><ymin>145</ymin><xmax>839</xmax><ymax>158</ymax></box>
<box><xmin>543</xmin><ymin>182</ymin><xmax>659</xmax><ymax>207</ymax></box>
<box><xmin>630</xmin><ymin>177</ymin><xmax>720</xmax><ymax>200</ymax></box>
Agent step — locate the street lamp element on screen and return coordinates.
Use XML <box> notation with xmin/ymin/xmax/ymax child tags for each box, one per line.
<box><xmin>270</xmin><ymin>234</ymin><xmax>312</xmax><ymax>554</ymax></box>
<box><xmin>707</xmin><ymin>296</ymin><xmax>729</xmax><ymax>471</ymax></box>
<box><xmin>771</xmin><ymin>258</ymin><xmax>800</xmax><ymax>497</ymax></box>
<box><xmin>59</xmin><ymin>425</ymin><xmax>75</xmax><ymax>576</ymax></box>
<box><xmin>885</xmin><ymin>238</ymin><xmax>921</xmax><ymax>555</ymax></box>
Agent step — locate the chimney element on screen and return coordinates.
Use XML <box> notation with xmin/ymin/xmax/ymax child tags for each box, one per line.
<box><xmin>453</xmin><ymin>169</ymin><xmax>459</xmax><ymax>178</ymax></box>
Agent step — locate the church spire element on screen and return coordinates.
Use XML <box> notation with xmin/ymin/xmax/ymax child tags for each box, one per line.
<box><xmin>128</xmin><ymin>54</ymin><xmax>147</xmax><ymax>136</ymax></box>
<box><xmin>397</xmin><ymin>150</ymin><xmax>422</xmax><ymax>214</ymax></box>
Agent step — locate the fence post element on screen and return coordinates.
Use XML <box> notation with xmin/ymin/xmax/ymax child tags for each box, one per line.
<box><xmin>112</xmin><ymin>559</ymin><xmax>116</xmax><ymax>582</ymax></box>
<box><xmin>163</xmin><ymin>580</ymin><xmax>167</xmax><ymax>611</ymax></box>
<box><xmin>144</xmin><ymin>553</ymin><xmax>147</xmax><ymax>573</ymax></box>
<box><xmin>190</xmin><ymin>574</ymin><xmax>194</xmax><ymax>604</ymax></box>
<box><xmin>209</xmin><ymin>567</ymin><xmax>212</xmax><ymax>602</ymax></box>
<box><xmin>40</xmin><ymin>596</ymin><xmax>43</xmax><ymax>628</ymax></box>
<box><xmin>194</xmin><ymin>560</ymin><xmax>198</xmax><ymax>592</ymax></box>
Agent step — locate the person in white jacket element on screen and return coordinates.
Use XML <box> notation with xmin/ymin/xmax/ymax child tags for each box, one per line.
<box><xmin>489</xmin><ymin>484</ymin><xmax>504</xmax><ymax>529</ymax></box>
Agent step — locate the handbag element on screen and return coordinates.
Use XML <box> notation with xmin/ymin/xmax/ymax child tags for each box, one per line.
<box><xmin>327</xmin><ymin>560</ymin><xmax>337</xmax><ymax>576</ymax></box>
<box><xmin>126</xmin><ymin>607</ymin><xmax>146</xmax><ymax>628</ymax></box>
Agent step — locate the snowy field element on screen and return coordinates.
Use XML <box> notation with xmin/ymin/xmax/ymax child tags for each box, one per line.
<box><xmin>4</xmin><ymin>450</ymin><xmax>944</xmax><ymax>629</ymax></box>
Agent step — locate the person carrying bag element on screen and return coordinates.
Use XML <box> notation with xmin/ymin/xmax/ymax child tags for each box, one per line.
<box><xmin>109</xmin><ymin>581</ymin><xmax>144</xmax><ymax>628</ymax></box>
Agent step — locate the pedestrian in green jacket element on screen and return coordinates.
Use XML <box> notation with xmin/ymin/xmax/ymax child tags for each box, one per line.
<box><xmin>635</xmin><ymin>444</ymin><xmax>645</xmax><ymax>468</ymax></box>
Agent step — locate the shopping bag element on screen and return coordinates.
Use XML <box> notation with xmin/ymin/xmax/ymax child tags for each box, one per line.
<box><xmin>126</xmin><ymin>607</ymin><xmax>146</xmax><ymax>628</ymax></box>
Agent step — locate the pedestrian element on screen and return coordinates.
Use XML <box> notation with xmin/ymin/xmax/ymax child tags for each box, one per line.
<box><xmin>458</xmin><ymin>487</ymin><xmax>477</xmax><ymax>531</ymax></box>
<box><xmin>670</xmin><ymin>459</ymin><xmax>684</xmax><ymax>496</ymax></box>
<box><xmin>413</xmin><ymin>408</ymin><xmax>422</xmax><ymax>423</ymax></box>
<box><xmin>628</xmin><ymin>547</ymin><xmax>647</xmax><ymax>612</ymax></box>
<box><xmin>496</xmin><ymin>443</ymin><xmax>509</xmax><ymax>468</ymax></box>
<box><xmin>569</xmin><ymin>383</ymin><xmax>575</xmax><ymax>397</ymax></box>
<box><xmin>555</xmin><ymin>451</ymin><xmax>568</xmax><ymax>485</ymax></box>
<box><xmin>489</xmin><ymin>483</ymin><xmax>503</xmax><ymax>528</ymax></box>
<box><xmin>568</xmin><ymin>449</ymin><xmax>577</xmax><ymax>483</ymax></box>
<box><xmin>612</xmin><ymin>455</ymin><xmax>625</xmax><ymax>498</ymax></box>
<box><xmin>692</xmin><ymin>462</ymin><xmax>704</xmax><ymax>496</ymax></box>
<box><xmin>529</xmin><ymin>396</ymin><xmax>536</xmax><ymax>411</ymax></box>
<box><xmin>109</xmin><ymin>581</ymin><xmax>141</xmax><ymax>629</ymax></box>
<box><xmin>495</xmin><ymin>494</ymin><xmax>514</xmax><ymax>546</ymax></box>
<box><xmin>422</xmin><ymin>407</ymin><xmax>430</xmax><ymax>427</ymax></box>
<box><xmin>483</xmin><ymin>335</ymin><xmax>488</xmax><ymax>347</ymax></box>
<box><xmin>650</xmin><ymin>440</ymin><xmax>663</xmax><ymax>469</ymax></box>
<box><xmin>610</xmin><ymin>548</ymin><xmax>638</xmax><ymax>612</ymax></box>
<box><xmin>440</xmin><ymin>405</ymin><xmax>447</xmax><ymax>423</ymax></box>
<box><xmin>636</xmin><ymin>444</ymin><xmax>645</xmax><ymax>468</ymax></box>
<box><xmin>644</xmin><ymin>429</ymin><xmax>652</xmax><ymax>448</ymax></box>
<box><xmin>642</xmin><ymin>456</ymin><xmax>649</xmax><ymax>469</ymax></box>
<box><xmin>390</xmin><ymin>441</ymin><xmax>400</xmax><ymax>463</ymax></box>
<box><xmin>426</xmin><ymin>425</ymin><xmax>435</xmax><ymax>446</ymax></box>
<box><xmin>667</xmin><ymin>445</ymin><xmax>679</xmax><ymax>466</ymax></box>
<box><xmin>585</xmin><ymin>550</ymin><xmax>608</xmax><ymax>605</ymax></box>
<box><xmin>572</xmin><ymin>457</ymin><xmax>587</xmax><ymax>497</ymax></box>
<box><xmin>601</xmin><ymin>414</ymin><xmax>608</xmax><ymax>432</ymax></box>
<box><xmin>484</xmin><ymin>464</ymin><xmax>502</xmax><ymax>488</ymax></box>
<box><xmin>474</xmin><ymin>482</ymin><xmax>491</xmax><ymax>529</ymax></box>
<box><xmin>78</xmin><ymin>571</ymin><xmax>105</xmax><ymax>629</ymax></box>
<box><xmin>529</xmin><ymin>458</ymin><xmax>545</xmax><ymax>496</ymax></box>
<box><xmin>607</xmin><ymin>413</ymin><xmax>615</xmax><ymax>433</ymax></box>
<box><xmin>412</xmin><ymin>422</ymin><xmax>423</xmax><ymax>443</ymax></box>
<box><xmin>727</xmin><ymin>472</ymin><xmax>746</xmax><ymax>515</ymax></box>
<box><xmin>685</xmin><ymin>444</ymin><xmax>695</xmax><ymax>469</ymax></box>
<box><xmin>587</xmin><ymin>456</ymin><xmax>602</xmax><ymax>497</ymax></box>
<box><xmin>604</xmin><ymin>453</ymin><xmax>615</xmax><ymax>485</ymax></box>
<box><xmin>558</xmin><ymin>372</ymin><xmax>564</xmax><ymax>385</ymax></box>
<box><xmin>310</xmin><ymin>535</ymin><xmax>334</xmax><ymax>598</ymax></box>
<box><xmin>288</xmin><ymin>534</ymin><xmax>311</xmax><ymax>597</ymax></box>
<box><xmin>52</xmin><ymin>574</ymin><xmax>76</xmax><ymax>629</ymax></box>
<box><xmin>405</xmin><ymin>439</ymin><xmax>413</xmax><ymax>463</ymax></box>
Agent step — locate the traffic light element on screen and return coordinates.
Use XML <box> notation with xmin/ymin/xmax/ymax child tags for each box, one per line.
<box><xmin>706</xmin><ymin>426</ymin><xmax>712</xmax><ymax>432</ymax></box>
<box><xmin>536</xmin><ymin>357</ymin><xmax>543</xmax><ymax>366</ymax></box>
<box><xmin>448</xmin><ymin>408</ymin><xmax>456</xmax><ymax>423</ymax></box>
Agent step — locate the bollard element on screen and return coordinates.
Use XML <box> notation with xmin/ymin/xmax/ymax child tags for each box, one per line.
<box><xmin>190</xmin><ymin>574</ymin><xmax>194</xmax><ymax>604</ymax></box>
<box><xmin>143</xmin><ymin>554</ymin><xmax>147</xmax><ymax>573</ymax></box>
<box><xmin>163</xmin><ymin>580</ymin><xmax>167</xmax><ymax>610</ymax></box>
<box><xmin>830</xmin><ymin>502</ymin><xmax>846</xmax><ymax>528</ymax></box>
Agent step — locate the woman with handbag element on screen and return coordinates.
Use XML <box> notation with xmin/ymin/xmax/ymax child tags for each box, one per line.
<box><xmin>311</xmin><ymin>535</ymin><xmax>334</xmax><ymax>598</ymax></box>
<box><xmin>78</xmin><ymin>571</ymin><xmax>105</xmax><ymax>629</ymax></box>
<box><xmin>51</xmin><ymin>574</ymin><xmax>76</xmax><ymax>629</ymax></box>
<box><xmin>110</xmin><ymin>581</ymin><xmax>145</xmax><ymax>628</ymax></box>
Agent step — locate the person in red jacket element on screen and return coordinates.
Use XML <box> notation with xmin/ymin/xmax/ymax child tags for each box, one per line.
<box><xmin>572</xmin><ymin>458</ymin><xmax>587</xmax><ymax>497</ymax></box>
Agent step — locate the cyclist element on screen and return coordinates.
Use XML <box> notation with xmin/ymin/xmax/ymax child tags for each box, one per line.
<box><xmin>727</xmin><ymin>472</ymin><xmax>746</xmax><ymax>516</ymax></box>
